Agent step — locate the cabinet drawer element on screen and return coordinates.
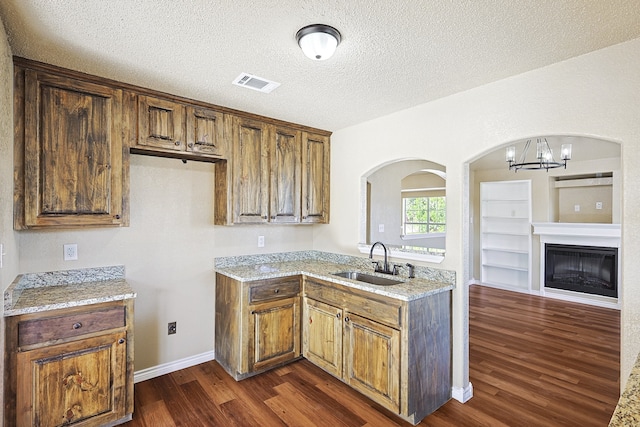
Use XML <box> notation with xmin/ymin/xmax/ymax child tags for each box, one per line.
<box><xmin>305</xmin><ymin>279</ymin><xmax>402</xmax><ymax>328</ymax></box>
<box><xmin>18</xmin><ymin>306</ymin><xmax>126</xmax><ymax>347</ymax></box>
<box><xmin>249</xmin><ymin>278</ymin><xmax>300</xmax><ymax>303</ymax></box>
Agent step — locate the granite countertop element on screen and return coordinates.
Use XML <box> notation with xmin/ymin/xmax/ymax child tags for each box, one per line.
<box><xmin>4</xmin><ymin>265</ymin><xmax>136</xmax><ymax>316</ymax></box>
<box><xmin>609</xmin><ymin>353</ymin><xmax>640</xmax><ymax>426</ymax></box>
<box><xmin>214</xmin><ymin>250</ymin><xmax>455</xmax><ymax>301</ymax></box>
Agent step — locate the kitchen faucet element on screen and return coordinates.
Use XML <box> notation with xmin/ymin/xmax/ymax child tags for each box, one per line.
<box><xmin>369</xmin><ymin>241</ymin><xmax>394</xmax><ymax>275</ymax></box>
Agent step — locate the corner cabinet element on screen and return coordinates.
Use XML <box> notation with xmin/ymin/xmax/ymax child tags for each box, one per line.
<box><xmin>480</xmin><ymin>180</ymin><xmax>532</xmax><ymax>292</ymax></box>
<box><xmin>4</xmin><ymin>300</ymin><xmax>134</xmax><ymax>427</ymax></box>
<box><xmin>13</xmin><ymin>63</ymin><xmax>129</xmax><ymax>229</ymax></box>
<box><xmin>214</xmin><ymin>120</ymin><xmax>330</xmax><ymax>225</ymax></box>
<box><xmin>215</xmin><ymin>273</ymin><xmax>301</xmax><ymax>380</ymax></box>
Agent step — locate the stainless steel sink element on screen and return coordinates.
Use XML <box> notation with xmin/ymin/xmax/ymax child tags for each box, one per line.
<box><xmin>332</xmin><ymin>271</ymin><xmax>403</xmax><ymax>286</ymax></box>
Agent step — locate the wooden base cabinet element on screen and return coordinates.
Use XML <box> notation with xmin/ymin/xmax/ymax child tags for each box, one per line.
<box><xmin>215</xmin><ymin>273</ymin><xmax>301</xmax><ymax>380</ymax></box>
<box><xmin>303</xmin><ymin>277</ymin><xmax>451</xmax><ymax>425</ymax></box>
<box><xmin>4</xmin><ymin>300</ymin><xmax>134</xmax><ymax>427</ymax></box>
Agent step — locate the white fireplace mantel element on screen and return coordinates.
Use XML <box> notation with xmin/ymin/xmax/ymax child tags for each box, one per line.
<box><xmin>532</xmin><ymin>222</ymin><xmax>621</xmax><ymax>241</ymax></box>
<box><xmin>533</xmin><ymin>222</ymin><xmax>621</xmax><ymax>309</ymax></box>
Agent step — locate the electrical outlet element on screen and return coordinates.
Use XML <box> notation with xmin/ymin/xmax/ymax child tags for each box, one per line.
<box><xmin>574</xmin><ymin>204</ymin><xmax>581</xmax><ymax>212</ymax></box>
<box><xmin>258</xmin><ymin>236</ymin><xmax>265</xmax><ymax>247</ymax></box>
<box><xmin>168</xmin><ymin>322</ymin><xmax>177</xmax><ymax>335</ymax></box>
<box><xmin>63</xmin><ymin>244</ymin><xmax>78</xmax><ymax>261</ymax></box>
<box><xmin>596</xmin><ymin>201</ymin><xmax>603</xmax><ymax>210</ymax></box>
<box><xmin>378</xmin><ymin>224</ymin><xmax>384</xmax><ymax>233</ymax></box>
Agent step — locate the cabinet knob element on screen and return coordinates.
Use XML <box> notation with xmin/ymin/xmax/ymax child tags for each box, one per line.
<box><xmin>336</xmin><ymin>313</ymin><xmax>341</xmax><ymax>320</ymax></box>
<box><xmin>188</xmin><ymin>142</ymin><xmax>194</xmax><ymax>148</ymax></box>
<box><xmin>262</xmin><ymin>216</ymin><xmax>267</xmax><ymax>219</ymax></box>
<box><xmin>273</xmin><ymin>289</ymin><xmax>279</xmax><ymax>294</ymax></box>
<box><xmin>344</xmin><ymin>316</ymin><xmax>350</xmax><ymax>323</ymax></box>
<box><xmin>175</xmin><ymin>141</ymin><xmax>181</xmax><ymax>146</ymax></box>
<box><xmin>118</xmin><ymin>338</ymin><xmax>125</xmax><ymax>344</ymax></box>
<box><xmin>72</xmin><ymin>322</ymin><xmax>82</xmax><ymax>330</ymax></box>
<box><xmin>114</xmin><ymin>214</ymin><xmax>121</xmax><ymax>220</ymax></box>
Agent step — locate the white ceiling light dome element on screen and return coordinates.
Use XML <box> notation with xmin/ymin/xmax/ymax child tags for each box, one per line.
<box><xmin>296</xmin><ymin>24</ymin><xmax>341</xmax><ymax>61</ymax></box>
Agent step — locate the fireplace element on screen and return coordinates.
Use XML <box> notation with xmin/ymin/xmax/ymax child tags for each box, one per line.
<box><xmin>533</xmin><ymin>223</ymin><xmax>621</xmax><ymax>307</ymax></box>
<box><xmin>545</xmin><ymin>244</ymin><xmax>618</xmax><ymax>298</ymax></box>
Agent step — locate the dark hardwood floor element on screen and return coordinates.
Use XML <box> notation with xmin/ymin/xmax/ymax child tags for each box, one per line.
<box><xmin>124</xmin><ymin>285</ymin><xmax>620</xmax><ymax>426</ymax></box>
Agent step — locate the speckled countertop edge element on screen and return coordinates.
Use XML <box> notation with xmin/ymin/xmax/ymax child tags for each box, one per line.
<box><xmin>609</xmin><ymin>352</ymin><xmax>640</xmax><ymax>426</ymax></box>
<box><xmin>214</xmin><ymin>251</ymin><xmax>455</xmax><ymax>301</ymax></box>
<box><xmin>4</xmin><ymin>265</ymin><xmax>136</xmax><ymax>316</ymax></box>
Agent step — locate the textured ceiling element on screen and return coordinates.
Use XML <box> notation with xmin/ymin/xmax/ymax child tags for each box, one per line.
<box><xmin>1</xmin><ymin>1</ymin><xmax>640</xmax><ymax>133</ymax></box>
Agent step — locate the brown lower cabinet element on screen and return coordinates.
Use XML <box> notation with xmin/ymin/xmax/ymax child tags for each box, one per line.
<box><xmin>215</xmin><ymin>273</ymin><xmax>451</xmax><ymax>425</ymax></box>
<box><xmin>215</xmin><ymin>274</ymin><xmax>302</xmax><ymax>380</ymax></box>
<box><xmin>4</xmin><ymin>300</ymin><xmax>134</xmax><ymax>427</ymax></box>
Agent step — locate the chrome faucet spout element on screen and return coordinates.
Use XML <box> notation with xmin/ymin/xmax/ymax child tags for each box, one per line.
<box><xmin>369</xmin><ymin>241</ymin><xmax>389</xmax><ymax>273</ymax></box>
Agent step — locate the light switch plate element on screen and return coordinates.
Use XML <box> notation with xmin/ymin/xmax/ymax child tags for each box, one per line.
<box><xmin>378</xmin><ymin>224</ymin><xmax>384</xmax><ymax>232</ymax></box>
<box><xmin>257</xmin><ymin>236</ymin><xmax>265</xmax><ymax>248</ymax></box>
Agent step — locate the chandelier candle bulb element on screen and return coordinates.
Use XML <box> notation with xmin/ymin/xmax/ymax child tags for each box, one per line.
<box><xmin>561</xmin><ymin>144</ymin><xmax>572</xmax><ymax>160</ymax></box>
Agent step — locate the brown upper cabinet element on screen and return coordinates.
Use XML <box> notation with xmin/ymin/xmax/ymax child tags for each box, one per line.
<box><xmin>14</xmin><ymin>63</ymin><xmax>129</xmax><ymax>229</ymax></box>
<box><xmin>13</xmin><ymin>57</ymin><xmax>330</xmax><ymax>229</ymax></box>
<box><xmin>214</xmin><ymin>120</ymin><xmax>330</xmax><ymax>225</ymax></box>
<box><xmin>135</xmin><ymin>95</ymin><xmax>226</xmax><ymax>160</ymax></box>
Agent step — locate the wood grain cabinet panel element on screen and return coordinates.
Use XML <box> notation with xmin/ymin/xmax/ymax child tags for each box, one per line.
<box><xmin>4</xmin><ymin>300</ymin><xmax>134</xmax><ymax>427</ymax></box>
<box><xmin>344</xmin><ymin>312</ymin><xmax>400</xmax><ymax>413</ymax></box>
<box><xmin>232</xmin><ymin>116</ymin><xmax>270</xmax><ymax>223</ymax></box>
<box><xmin>302</xmin><ymin>297</ymin><xmax>343</xmax><ymax>378</ymax></box>
<box><xmin>138</xmin><ymin>95</ymin><xmax>186</xmax><ymax>151</ymax></box>
<box><xmin>301</xmin><ymin>132</ymin><xmax>330</xmax><ymax>223</ymax></box>
<box><xmin>15</xmin><ymin>66</ymin><xmax>128</xmax><ymax>229</ymax></box>
<box><xmin>248</xmin><ymin>297</ymin><xmax>300</xmax><ymax>372</ymax></box>
<box><xmin>270</xmin><ymin>125</ymin><xmax>302</xmax><ymax>223</ymax></box>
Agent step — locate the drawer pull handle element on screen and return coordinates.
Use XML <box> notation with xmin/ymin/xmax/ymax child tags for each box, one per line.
<box><xmin>118</xmin><ymin>338</ymin><xmax>125</xmax><ymax>344</ymax></box>
<box><xmin>72</xmin><ymin>322</ymin><xmax>82</xmax><ymax>330</ymax></box>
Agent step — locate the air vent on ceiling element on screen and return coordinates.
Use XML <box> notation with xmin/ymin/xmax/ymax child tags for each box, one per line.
<box><xmin>232</xmin><ymin>73</ymin><xmax>281</xmax><ymax>93</ymax></box>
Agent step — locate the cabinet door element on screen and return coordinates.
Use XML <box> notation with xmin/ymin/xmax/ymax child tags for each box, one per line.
<box><xmin>23</xmin><ymin>70</ymin><xmax>125</xmax><ymax>228</ymax></box>
<box><xmin>301</xmin><ymin>132</ymin><xmax>330</xmax><ymax>223</ymax></box>
<box><xmin>138</xmin><ymin>95</ymin><xmax>186</xmax><ymax>151</ymax></box>
<box><xmin>343</xmin><ymin>312</ymin><xmax>400</xmax><ymax>413</ymax></box>
<box><xmin>186</xmin><ymin>106</ymin><xmax>226</xmax><ymax>157</ymax></box>
<box><xmin>232</xmin><ymin>117</ymin><xmax>270</xmax><ymax>223</ymax></box>
<box><xmin>248</xmin><ymin>297</ymin><xmax>300</xmax><ymax>373</ymax></box>
<box><xmin>270</xmin><ymin>125</ymin><xmax>302</xmax><ymax>223</ymax></box>
<box><xmin>302</xmin><ymin>297</ymin><xmax>343</xmax><ymax>378</ymax></box>
<box><xmin>16</xmin><ymin>331</ymin><xmax>127</xmax><ymax>427</ymax></box>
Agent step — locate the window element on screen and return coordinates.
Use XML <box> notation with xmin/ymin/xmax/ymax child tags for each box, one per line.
<box><xmin>402</xmin><ymin>196</ymin><xmax>446</xmax><ymax>235</ymax></box>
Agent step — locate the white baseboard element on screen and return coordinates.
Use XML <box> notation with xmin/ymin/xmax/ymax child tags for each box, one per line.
<box><xmin>134</xmin><ymin>351</ymin><xmax>215</xmax><ymax>383</ymax></box>
<box><xmin>451</xmin><ymin>382</ymin><xmax>473</xmax><ymax>403</ymax></box>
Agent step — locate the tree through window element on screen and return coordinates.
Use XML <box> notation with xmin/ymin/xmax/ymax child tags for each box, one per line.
<box><xmin>402</xmin><ymin>196</ymin><xmax>446</xmax><ymax>235</ymax></box>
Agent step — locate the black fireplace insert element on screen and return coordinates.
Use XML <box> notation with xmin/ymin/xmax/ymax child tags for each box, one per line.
<box><xmin>544</xmin><ymin>243</ymin><xmax>618</xmax><ymax>298</ymax></box>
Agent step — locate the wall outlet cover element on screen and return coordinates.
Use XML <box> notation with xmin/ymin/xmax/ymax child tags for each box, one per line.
<box><xmin>63</xmin><ymin>244</ymin><xmax>78</xmax><ymax>261</ymax></box>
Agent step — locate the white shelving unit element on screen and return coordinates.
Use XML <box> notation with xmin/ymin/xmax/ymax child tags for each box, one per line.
<box><xmin>480</xmin><ymin>180</ymin><xmax>532</xmax><ymax>292</ymax></box>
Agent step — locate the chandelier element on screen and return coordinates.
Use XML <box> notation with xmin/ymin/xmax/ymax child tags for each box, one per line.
<box><xmin>506</xmin><ymin>138</ymin><xmax>572</xmax><ymax>172</ymax></box>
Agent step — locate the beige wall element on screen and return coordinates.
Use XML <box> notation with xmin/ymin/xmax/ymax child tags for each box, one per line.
<box><xmin>315</xmin><ymin>38</ymin><xmax>640</xmax><ymax>394</ymax></box>
<box><xmin>15</xmin><ymin>155</ymin><xmax>315</xmax><ymax>370</ymax></box>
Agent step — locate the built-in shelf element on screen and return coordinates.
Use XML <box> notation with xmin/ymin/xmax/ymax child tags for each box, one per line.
<box><xmin>480</xmin><ymin>180</ymin><xmax>532</xmax><ymax>292</ymax></box>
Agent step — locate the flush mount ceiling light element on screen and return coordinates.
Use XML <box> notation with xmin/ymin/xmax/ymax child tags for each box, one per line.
<box><xmin>296</xmin><ymin>24</ymin><xmax>341</xmax><ymax>61</ymax></box>
<box><xmin>506</xmin><ymin>138</ymin><xmax>572</xmax><ymax>172</ymax></box>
